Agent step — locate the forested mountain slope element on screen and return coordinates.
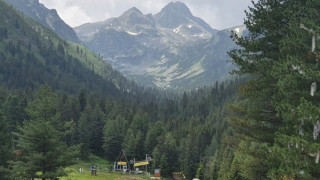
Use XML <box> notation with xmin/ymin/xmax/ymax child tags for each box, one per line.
<box><xmin>4</xmin><ymin>0</ymin><xmax>81</xmax><ymax>43</ymax></box>
<box><xmin>0</xmin><ymin>0</ymin><xmax>141</xmax><ymax>98</ymax></box>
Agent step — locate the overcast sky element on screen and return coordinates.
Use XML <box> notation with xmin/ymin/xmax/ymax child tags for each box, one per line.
<box><xmin>39</xmin><ymin>0</ymin><xmax>254</xmax><ymax>30</ymax></box>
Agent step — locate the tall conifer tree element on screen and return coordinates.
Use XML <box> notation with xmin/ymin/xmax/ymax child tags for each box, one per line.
<box><xmin>12</xmin><ymin>86</ymin><xmax>78</xmax><ymax>180</ymax></box>
<box><xmin>229</xmin><ymin>0</ymin><xmax>320</xmax><ymax>179</ymax></box>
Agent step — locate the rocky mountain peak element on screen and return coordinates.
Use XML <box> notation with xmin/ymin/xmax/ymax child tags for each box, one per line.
<box><xmin>161</xmin><ymin>1</ymin><xmax>192</xmax><ymax>18</ymax></box>
<box><xmin>48</xmin><ymin>9</ymin><xmax>58</xmax><ymax>15</ymax></box>
<box><xmin>154</xmin><ymin>1</ymin><xmax>195</xmax><ymax>29</ymax></box>
<box><xmin>119</xmin><ymin>7</ymin><xmax>155</xmax><ymax>26</ymax></box>
<box><xmin>121</xmin><ymin>7</ymin><xmax>143</xmax><ymax>16</ymax></box>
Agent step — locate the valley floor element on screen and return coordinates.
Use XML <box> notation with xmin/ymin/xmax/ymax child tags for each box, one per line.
<box><xmin>56</xmin><ymin>155</ymin><xmax>153</xmax><ymax>180</ymax></box>
<box><xmin>59</xmin><ymin>170</ymin><xmax>151</xmax><ymax>180</ymax></box>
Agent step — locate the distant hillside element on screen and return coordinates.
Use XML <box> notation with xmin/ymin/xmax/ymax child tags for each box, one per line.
<box><xmin>4</xmin><ymin>0</ymin><xmax>81</xmax><ymax>43</ymax></box>
<box><xmin>0</xmin><ymin>0</ymin><xmax>135</xmax><ymax>97</ymax></box>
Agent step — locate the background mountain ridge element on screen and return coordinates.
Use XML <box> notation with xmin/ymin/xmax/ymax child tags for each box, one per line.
<box><xmin>74</xmin><ymin>1</ymin><xmax>244</xmax><ymax>89</ymax></box>
<box><xmin>4</xmin><ymin>0</ymin><xmax>81</xmax><ymax>43</ymax></box>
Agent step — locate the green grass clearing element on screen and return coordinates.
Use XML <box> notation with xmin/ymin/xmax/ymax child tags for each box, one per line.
<box><xmin>59</xmin><ymin>154</ymin><xmax>152</xmax><ymax>180</ymax></box>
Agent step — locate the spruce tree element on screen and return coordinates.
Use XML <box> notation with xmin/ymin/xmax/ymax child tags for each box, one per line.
<box><xmin>122</xmin><ymin>128</ymin><xmax>136</xmax><ymax>159</ymax></box>
<box><xmin>153</xmin><ymin>133</ymin><xmax>178</xmax><ymax>178</ymax></box>
<box><xmin>12</xmin><ymin>86</ymin><xmax>78</xmax><ymax>180</ymax></box>
<box><xmin>78</xmin><ymin>108</ymin><xmax>91</xmax><ymax>160</ymax></box>
<box><xmin>196</xmin><ymin>163</ymin><xmax>204</xmax><ymax>180</ymax></box>
<box><xmin>144</xmin><ymin>121</ymin><xmax>165</xmax><ymax>154</ymax></box>
<box><xmin>103</xmin><ymin>115</ymin><xmax>127</xmax><ymax>161</ymax></box>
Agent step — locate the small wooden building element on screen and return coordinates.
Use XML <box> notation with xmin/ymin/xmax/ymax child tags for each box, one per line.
<box><xmin>154</xmin><ymin>169</ymin><xmax>161</xmax><ymax>177</ymax></box>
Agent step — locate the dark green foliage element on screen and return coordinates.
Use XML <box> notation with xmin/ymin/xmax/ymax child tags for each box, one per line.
<box><xmin>226</xmin><ymin>0</ymin><xmax>320</xmax><ymax>179</ymax></box>
<box><xmin>179</xmin><ymin>132</ymin><xmax>201</xmax><ymax>179</ymax></box>
<box><xmin>0</xmin><ymin>83</ymin><xmax>223</xmax><ymax>179</ymax></box>
<box><xmin>103</xmin><ymin>79</ymin><xmax>243</xmax><ymax>179</ymax></box>
<box><xmin>153</xmin><ymin>133</ymin><xmax>178</xmax><ymax>178</ymax></box>
<box><xmin>0</xmin><ymin>0</ymin><xmax>138</xmax><ymax>98</ymax></box>
<box><xmin>78</xmin><ymin>91</ymin><xmax>87</xmax><ymax>112</ymax></box>
<box><xmin>103</xmin><ymin>115</ymin><xmax>127</xmax><ymax>161</ymax></box>
<box><xmin>196</xmin><ymin>163</ymin><xmax>204</xmax><ymax>180</ymax></box>
<box><xmin>88</xmin><ymin>105</ymin><xmax>105</xmax><ymax>155</ymax></box>
<box><xmin>144</xmin><ymin>121</ymin><xmax>165</xmax><ymax>154</ymax></box>
<box><xmin>0</xmin><ymin>0</ymin><xmax>249</xmax><ymax>179</ymax></box>
<box><xmin>0</xmin><ymin>110</ymin><xmax>12</xmax><ymax>180</ymax></box>
<box><xmin>159</xmin><ymin>155</ymin><xmax>170</xmax><ymax>178</ymax></box>
<box><xmin>122</xmin><ymin>128</ymin><xmax>137</xmax><ymax>159</ymax></box>
<box><xmin>78</xmin><ymin>108</ymin><xmax>91</xmax><ymax>160</ymax></box>
<box><xmin>3</xmin><ymin>94</ymin><xmax>27</xmax><ymax>132</ymax></box>
<box><xmin>11</xmin><ymin>86</ymin><xmax>79</xmax><ymax>180</ymax></box>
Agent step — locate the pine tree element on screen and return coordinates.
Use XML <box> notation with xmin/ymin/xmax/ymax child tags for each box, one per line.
<box><xmin>268</xmin><ymin>1</ymin><xmax>320</xmax><ymax>178</ymax></box>
<box><xmin>122</xmin><ymin>128</ymin><xmax>136</xmax><ymax>159</ymax></box>
<box><xmin>3</xmin><ymin>95</ymin><xmax>27</xmax><ymax>132</ymax></box>
<box><xmin>88</xmin><ymin>104</ymin><xmax>105</xmax><ymax>155</ymax></box>
<box><xmin>103</xmin><ymin>115</ymin><xmax>127</xmax><ymax>161</ymax></box>
<box><xmin>144</xmin><ymin>121</ymin><xmax>165</xmax><ymax>154</ymax></box>
<box><xmin>134</xmin><ymin>131</ymin><xmax>145</xmax><ymax>160</ymax></box>
<box><xmin>12</xmin><ymin>86</ymin><xmax>78</xmax><ymax>180</ymax></box>
<box><xmin>78</xmin><ymin>108</ymin><xmax>91</xmax><ymax>160</ymax></box>
<box><xmin>196</xmin><ymin>163</ymin><xmax>204</xmax><ymax>180</ymax></box>
<box><xmin>229</xmin><ymin>0</ymin><xmax>320</xmax><ymax>179</ymax></box>
<box><xmin>159</xmin><ymin>154</ymin><xmax>170</xmax><ymax>178</ymax></box>
<box><xmin>153</xmin><ymin>133</ymin><xmax>178</xmax><ymax>178</ymax></box>
<box><xmin>78</xmin><ymin>91</ymin><xmax>86</xmax><ymax>112</ymax></box>
<box><xmin>130</xmin><ymin>110</ymin><xmax>149</xmax><ymax>133</ymax></box>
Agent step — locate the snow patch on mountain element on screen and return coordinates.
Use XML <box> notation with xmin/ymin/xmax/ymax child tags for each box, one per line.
<box><xmin>173</xmin><ymin>25</ymin><xmax>182</xmax><ymax>33</ymax></box>
<box><xmin>126</xmin><ymin>31</ymin><xmax>141</xmax><ymax>36</ymax></box>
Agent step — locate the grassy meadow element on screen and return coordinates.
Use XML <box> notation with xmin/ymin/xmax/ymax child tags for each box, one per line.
<box><xmin>58</xmin><ymin>155</ymin><xmax>152</xmax><ymax>180</ymax></box>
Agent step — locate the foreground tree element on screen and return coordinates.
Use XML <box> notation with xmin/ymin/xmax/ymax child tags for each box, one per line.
<box><xmin>229</xmin><ymin>0</ymin><xmax>320</xmax><ymax>179</ymax></box>
<box><xmin>12</xmin><ymin>86</ymin><xmax>78</xmax><ymax>180</ymax></box>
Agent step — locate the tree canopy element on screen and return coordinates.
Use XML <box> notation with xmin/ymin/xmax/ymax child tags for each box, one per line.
<box><xmin>227</xmin><ymin>0</ymin><xmax>320</xmax><ymax>179</ymax></box>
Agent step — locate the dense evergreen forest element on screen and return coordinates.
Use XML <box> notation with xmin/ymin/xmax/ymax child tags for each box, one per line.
<box><xmin>1</xmin><ymin>0</ymin><xmax>320</xmax><ymax>180</ymax></box>
<box><xmin>0</xmin><ymin>79</ymin><xmax>244</xmax><ymax>179</ymax></box>
<box><xmin>0</xmin><ymin>0</ymin><xmax>244</xmax><ymax>179</ymax></box>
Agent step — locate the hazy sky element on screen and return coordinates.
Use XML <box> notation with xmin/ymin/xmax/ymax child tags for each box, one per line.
<box><xmin>39</xmin><ymin>0</ymin><xmax>254</xmax><ymax>30</ymax></box>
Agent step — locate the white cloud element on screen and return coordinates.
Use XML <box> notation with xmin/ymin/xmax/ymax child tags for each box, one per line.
<box><xmin>39</xmin><ymin>0</ymin><xmax>253</xmax><ymax>29</ymax></box>
<box><xmin>60</xmin><ymin>6</ymin><xmax>92</xmax><ymax>27</ymax></box>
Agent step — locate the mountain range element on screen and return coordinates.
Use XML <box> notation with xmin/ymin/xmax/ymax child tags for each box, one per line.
<box><xmin>75</xmin><ymin>1</ymin><xmax>244</xmax><ymax>89</ymax></box>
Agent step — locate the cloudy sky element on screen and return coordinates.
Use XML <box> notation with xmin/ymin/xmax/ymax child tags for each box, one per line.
<box><xmin>39</xmin><ymin>0</ymin><xmax>254</xmax><ymax>30</ymax></box>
